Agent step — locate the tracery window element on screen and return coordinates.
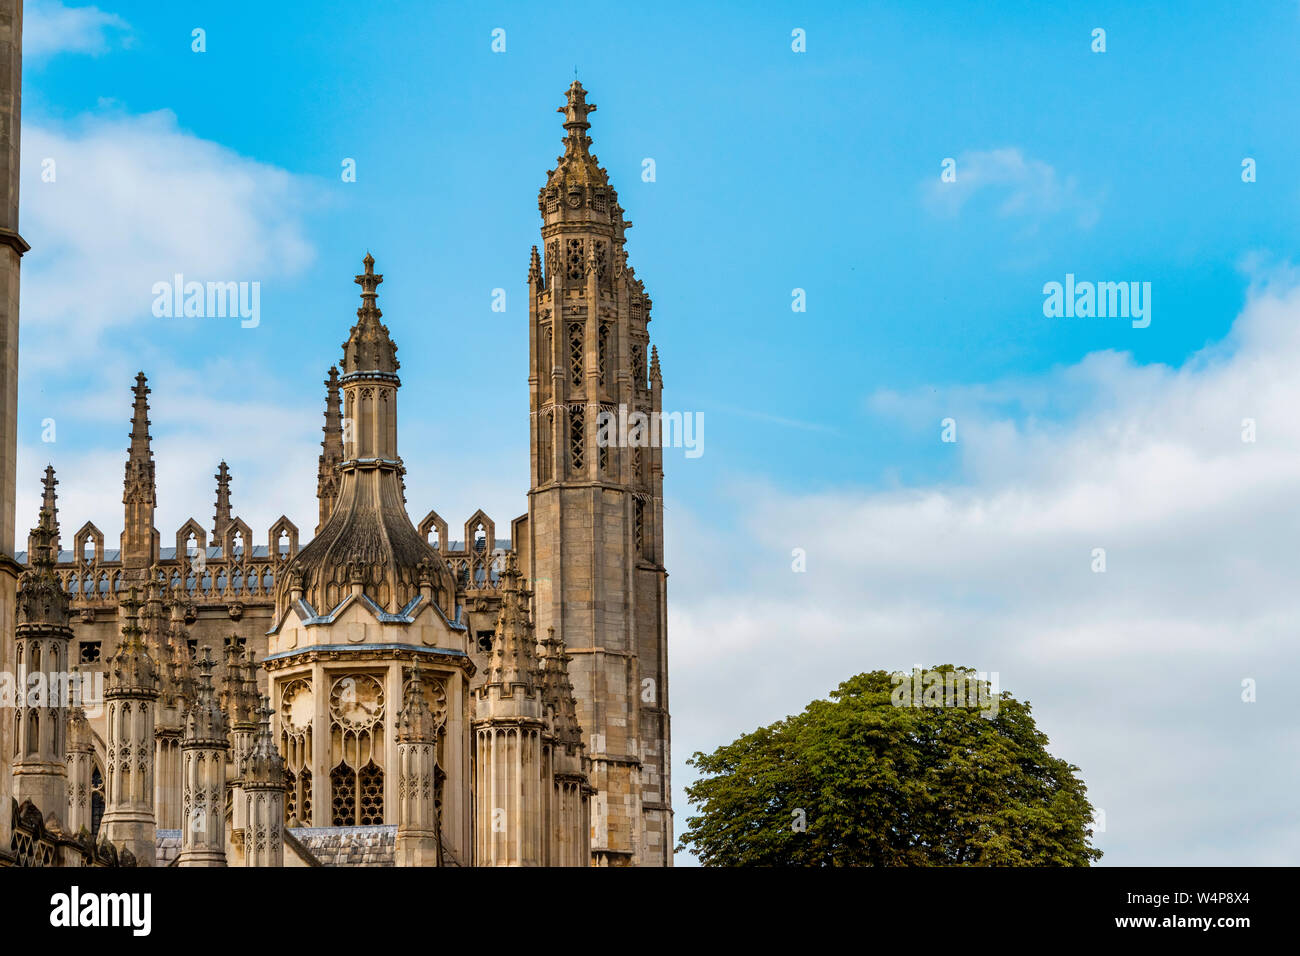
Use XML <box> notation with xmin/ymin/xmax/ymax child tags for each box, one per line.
<box><xmin>569</xmin><ymin>323</ymin><xmax>584</xmax><ymax>388</ymax></box>
<box><xmin>566</xmin><ymin>239</ymin><xmax>585</xmax><ymax>281</ymax></box>
<box><xmin>538</xmin><ymin>409</ymin><xmax>553</xmax><ymax>484</ymax></box>
<box><xmin>570</xmin><ymin>406</ymin><xmax>585</xmax><ymax>473</ymax></box>
<box><xmin>595</xmin><ymin>241</ymin><xmax>608</xmax><ymax>280</ymax></box>
<box><xmin>632</xmin><ymin>344</ymin><xmax>646</xmax><ymax>389</ymax></box>
<box><xmin>598</xmin><ymin>323</ymin><xmax>611</xmax><ymax>387</ymax></box>
<box><xmin>280</xmin><ymin>678</ymin><xmax>314</xmax><ymax>825</ymax></box>
<box><xmin>328</xmin><ymin>675</ymin><xmax>385</xmax><ymax>827</ymax></box>
<box><xmin>90</xmin><ymin>764</ymin><xmax>105</xmax><ymax>837</ymax></box>
<box><xmin>634</xmin><ymin>498</ymin><xmax>646</xmax><ymax>556</ymax></box>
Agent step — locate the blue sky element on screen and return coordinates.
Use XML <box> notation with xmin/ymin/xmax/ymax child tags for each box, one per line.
<box><xmin>16</xmin><ymin>0</ymin><xmax>1300</xmax><ymax>865</ymax></box>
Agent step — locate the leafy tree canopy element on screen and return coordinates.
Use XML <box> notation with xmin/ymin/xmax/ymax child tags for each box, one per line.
<box><xmin>678</xmin><ymin>666</ymin><xmax>1102</xmax><ymax>866</ymax></box>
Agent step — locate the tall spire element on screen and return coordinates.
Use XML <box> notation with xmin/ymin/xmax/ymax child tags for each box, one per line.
<box><xmin>128</xmin><ymin>371</ymin><xmax>153</xmax><ymax>461</ymax></box>
<box><xmin>317</xmin><ymin>366</ymin><xmax>343</xmax><ymax>533</ymax></box>
<box><xmin>211</xmin><ymin>461</ymin><xmax>232</xmax><ymax>540</ymax></box>
<box><xmin>122</xmin><ymin>372</ymin><xmax>158</xmax><ymax>569</ymax></box>
<box><xmin>38</xmin><ymin>464</ymin><xmax>58</xmax><ymax>554</ymax></box>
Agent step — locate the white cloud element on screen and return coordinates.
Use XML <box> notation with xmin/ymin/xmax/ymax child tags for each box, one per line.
<box><xmin>21</xmin><ymin>110</ymin><xmax>317</xmax><ymax>364</ymax></box>
<box><xmin>24</xmin><ymin>1</ymin><xmax>129</xmax><ymax>59</ymax></box>
<box><xmin>924</xmin><ymin>147</ymin><xmax>1101</xmax><ymax>235</ymax></box>
<box><xmin>14</xmin><ymin>108</ymin><xmax>324</xmax><ymax>546</ymax></box>
<box><xmin>669</xmin><ymin>270</ymin><xmax>1300</xmax><ymax>865</ymax></box>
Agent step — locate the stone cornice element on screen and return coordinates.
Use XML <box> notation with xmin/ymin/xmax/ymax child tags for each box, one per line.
<box><xmin>0</xmin><ymin>228</ymin><xmax>30</xmax><ymax>255</ymax></box>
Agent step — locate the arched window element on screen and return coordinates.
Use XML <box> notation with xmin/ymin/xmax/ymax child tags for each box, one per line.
<box><xmin>569</xmin><ymin>323</ymin><xmax>584</xmax><ymax>388</ymax></box>
<box><xmin>570</xmin><ymin>406</ymin><xmax>584</xmax><ymax>472</ymax></box>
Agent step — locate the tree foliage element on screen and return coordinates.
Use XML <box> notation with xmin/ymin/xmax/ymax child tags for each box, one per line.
<box><xmin>678</xmin><ymin>667</ymin><xmax>1102</xmax><ymax>866</ymax></box>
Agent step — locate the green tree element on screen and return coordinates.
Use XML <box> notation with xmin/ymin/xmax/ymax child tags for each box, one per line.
<box><xmin>678</xmin><ymin>666</ymin><xmax>1102</xmax><ymax>866</ymax></box>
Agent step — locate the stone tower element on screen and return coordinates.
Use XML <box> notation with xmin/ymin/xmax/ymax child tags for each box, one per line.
<box><xmin>0</xmin><ymin>0</ymin><xmax>27</xmax><ymax>856</ymax></box>
<box><xmin>524</xmin><ymin>81</ymin><xmax>671</xmax><ymax>866</ymax></box>
<box><xmin>100</xmin><ymin>589</ymin><xmax>160</xmax><ymax>865</ymax></box>
<box><xmin>12</xmin><ymin>501</ymin><xmax>73</xmax><ymax>822</ymax></box>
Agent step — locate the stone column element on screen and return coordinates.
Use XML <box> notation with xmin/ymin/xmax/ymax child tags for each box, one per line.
<box><xmin>65</xmin><ymin>705</ymin><xmax>95</xmax><ymax>837</ymax></box>
<box><xmin>177</xmin><ymin>649</ymin><xmax>228</xmax><ymax>867</ymax></box>
<box><xmin>395</xmin><ymin>666</ymin><xmax>440</xmax><ymax>866</ymax></box>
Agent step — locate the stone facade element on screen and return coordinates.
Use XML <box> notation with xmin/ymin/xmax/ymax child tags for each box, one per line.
<box><xmin>0</xmin><ymin>14</ymin><xmax>671</xmax><ymax>865</ymax></box>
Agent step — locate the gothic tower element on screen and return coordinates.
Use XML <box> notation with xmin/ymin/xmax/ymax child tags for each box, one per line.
<box><xmin>524</xmin><ymin>82</ymin><xmax>672</xmax><ymax>866</ymax></box>
<box><xmin>0</xmin><ymin>0</ymin><xmax>27</xmax><ymax>855</ymax></box>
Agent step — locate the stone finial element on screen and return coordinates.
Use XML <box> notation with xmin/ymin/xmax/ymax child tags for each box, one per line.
<box><xmin>528</xmin><ymin>244</ymin><xmax>543</xmax><ymax>287</ymax></box>
<box><xmin>396</xmin><ymin>663</ymin><xmax>440</xmax><ymax>743</ymax></box>
<box><xmin>17</xmin><ymin>504</ymin><xmax>70</xmax><ymax>628</ymax></box>
<box><xmin>482</xmin><ymin>552</ymin><xmax>541</xmax><ymax>692</ymax></box>
<box><xmin>342</xmin><ymin>254</ymin><xmax>398</xmax><ymax>375</ymax></box>
<box><xmin>243</xmin><ymin>698</ymin><xmax>286</xmax><ymax>789</ymax></box>
<box><xmin>106</xmin><ymin>588</ymin><xmax>159</xmax><ymax>697</ymax></box>
<box><xmin>182</xmin><ymin>648</ymin><xmax>228</xmax><ymax>747</ymax></box>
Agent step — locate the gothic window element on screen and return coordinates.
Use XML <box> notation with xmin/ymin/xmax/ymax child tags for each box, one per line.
<box><xmin>280</xmin><ymin>678</ymin><xmax>313</xmax><ymax>824</ymax></box>
<box><xmin>570</xmin><ymin>406</ymin><xmax>585</xmax><ymax>473</ymax></box>
<box><xmin>634</xmin><ymin>498</ymin><xmax>646</xmax><ymax>556</ymax></box>
<box><xmin>598</xmin><ymin>323</ymin><xmax>611</xmax><ymax>387</ymax></box>
<box><xmin>299</xmin><ymin>768</ymin><xmax>313</xmax><ymax>825</ymax></box>
<box><xmin>545</xmin><ymin>241</ymin><xmax>559</xmax><ymax>282</ymax></box>
<box><xmin>187</xmin><ymin>639</ymin><xmax>199</xmax><ymax>661</ymax></box>
<box><xmin>79</xmin><ymin>641</ymin><xmax>101</xmax><ymax>664</ymax></box>
<box><xmin>632</xmin><ymin>345</ymin><xmax>646</xmax><ymax>389</ymax></box>
<box><xmin>329</xmin><ymin>674</ymin><xmax>385</xmax><ymax>827</ymax></box>
<box><xmin>476</xmin><ymin>630</ymin><xmax>495</xmax><ymax>655</ymax></box>
<box><xmin>569</xmin><ymin>323</ymin><xmax>584</xmax><ymax>388</ymax></box>
<box><xmin>632</xmin><ymin>447</ymin><xmax>642</xmax><ymax>486</ymax></box>
<box><xmin>331</xmin><ymin>763</ymin><xmax>356</xmax><ymax>826</ymax></box>
<box><xmin>538</xmin><ymin>409</ymin><xmax>553</xmax><ymax>484</ymax></box>
<box><xmin>90</xmin><ymin>764</ymin><xmax>105</xmax><ymax>837</ymax></box>
<box><xmin>541</xmin><ymin>326</ymin><xmax>553</xmax><ymax>394</ymax></box>
<box><xmin>473</xmin><ymin>523</ymin><xmax>487</xmax><ymax>553</ymax></box>
<box><xmin>595</xmin><ymin>241</ymin><xmax>608</xmax><ymax>280</ymax></box>
<box><xmin>358</xmin><ymin>762</ymin><xmax>384</xmax><ymax>825</ymax></box>
<box><xmin>599</xmin><ymin>403</ymin><xmax>615</xmax><ymax>476</ymax></box>
<box><xmin>285</xmin><ymin>768</ymin><xmax>297</xmax><ymax>823</ymax></box>
<box><xmin>566</xmin><ymin>239</ymin><xmax>585</xmax><ymax>280</ymax></box>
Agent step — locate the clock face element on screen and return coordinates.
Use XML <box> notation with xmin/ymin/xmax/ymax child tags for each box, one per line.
<box><xmin>330</xmin><ymin>675</ymin><xmax>385</xmax><ymax>729</ymax></box>
<box><xmin>281</xmin><ymin>681</ymin><xmax>314</xmax><ymax>732</ymax></box>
